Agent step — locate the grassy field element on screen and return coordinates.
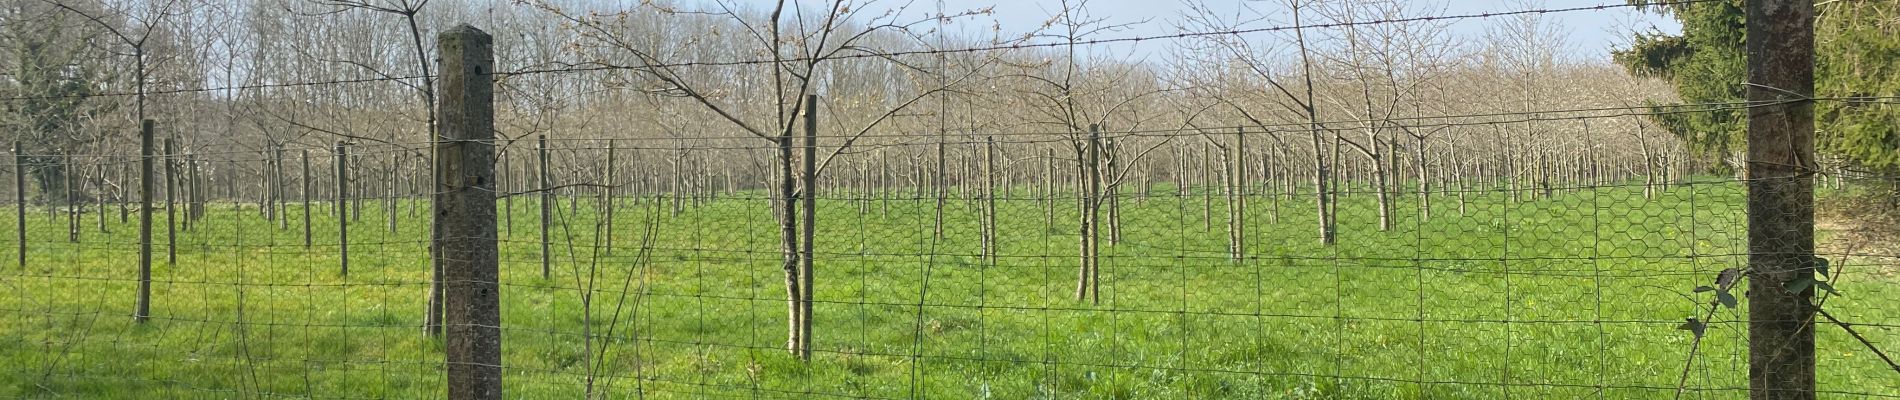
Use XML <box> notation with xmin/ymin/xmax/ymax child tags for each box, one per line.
<box><xmin>2</xmin><ymin>179</ymin><xmax>1896</xmax><ymax>399</ymax></box>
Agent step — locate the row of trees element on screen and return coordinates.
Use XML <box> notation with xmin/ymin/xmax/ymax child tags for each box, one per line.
<box><xmin>2</xmin><ymin>0</ymin><xmax>1692</xmax><ymax>358</ymax></box>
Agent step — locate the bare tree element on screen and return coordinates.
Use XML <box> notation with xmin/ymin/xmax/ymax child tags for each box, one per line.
<box><xmin>1179</xmin><ymin>0</ymin><xmax>1336</xmax><ymax>244</ymax></box>
<box><xmin>297</xmin><ymin>0</ymin><xmax>448</xmax><ymax>336</ymax></box>
<box><xmin>527</xmin><ymin>0</ymin><xmax>990</xmax><ymax>358</ymax></box>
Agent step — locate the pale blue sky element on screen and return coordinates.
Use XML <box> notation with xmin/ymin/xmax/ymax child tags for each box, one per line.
<box><xmin>870</xmin><ymin>0</ymin><xmax>1681</xmax><ymax>62</ymax></box>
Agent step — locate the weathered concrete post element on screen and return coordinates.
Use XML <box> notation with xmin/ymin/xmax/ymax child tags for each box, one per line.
<box><xmin>437</xmin><ymin>24</ymin><xmax>501</xmax><ymax>399</ymax></box>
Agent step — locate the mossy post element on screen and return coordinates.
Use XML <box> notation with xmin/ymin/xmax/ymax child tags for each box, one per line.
<box><xmin>437</xmin><ymin>24</ymin><xmax>501</xmax><ymax>399</ymax></box>
<box><xmin>1744</xmin><ymin>0</ymin><xmax>1816</xmax><ymax>398</ymax></box>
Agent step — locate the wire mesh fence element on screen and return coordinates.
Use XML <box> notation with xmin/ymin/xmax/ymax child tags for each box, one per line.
<box><xmin>2</xmin><ymin>122</ymin><xmax>1896</xmax><ymax>399</ymax></box>
<box><xmin>0</xmin><ymin>0</ymin><xmax>1896</xmax><ymax>397</ymax></box>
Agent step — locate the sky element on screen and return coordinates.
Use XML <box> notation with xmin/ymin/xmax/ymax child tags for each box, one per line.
<box><xmin>862</xmin><ymin>0</ymin><xmax>1683</xmax><ymax>63</ymax></box>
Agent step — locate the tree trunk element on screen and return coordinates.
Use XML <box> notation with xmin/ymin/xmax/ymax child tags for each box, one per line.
<box><xmin>777</xmin><ymin>133</ymin><xmax>802</xmax><ymax>357</ymax></box>
<box><xmin>1414</xmin><ymin>136</ymin><xmax>1430</xmax><ymax>221</ymax></box>
<box><xmin>982</xmin><ymin>136</ymin><xmax>998</xmax><ymax>264</ymax></box>
<box><xmin>1227</xmin><ymin>128</ymin><xmax>1246</xmax><ymax>261</ymax></box>
<box><xmin>797</xmin><ymin>95</ymin><xmax>817</xmax><ymax>360</ymax></box>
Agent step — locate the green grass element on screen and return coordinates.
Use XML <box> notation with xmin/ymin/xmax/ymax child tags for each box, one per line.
<box><xmin>2</xmin><ymin>179</ymin><xmax>1896</xmax><ymax>399</ymax></box>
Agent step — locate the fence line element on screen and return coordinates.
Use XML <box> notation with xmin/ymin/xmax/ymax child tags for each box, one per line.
<box><xmin>2</xmin><ymin>118</ymin><xmax>1896</xmax><ymax>398</ymax></box>
<box><xmin>3</xmin><ymin>3</ymin><xmax>1898</xmax><ymax>398</ymax></box>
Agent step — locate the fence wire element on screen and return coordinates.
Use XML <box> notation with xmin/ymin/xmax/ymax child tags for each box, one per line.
<box><xmin>1</xmin><ymin>121</ymin><xmax>1896</xmax><ymax>399</ymax></box>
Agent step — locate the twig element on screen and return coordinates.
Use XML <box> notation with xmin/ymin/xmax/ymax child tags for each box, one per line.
<box><xmin>1673</xmin><ymin>299</ymin><xmax>1721</xmax><ymax>400</ymax></box>
<box><xmin>1819</xmin><ymin>308</ymin><xmax>1900</xmax><ymax>375</ymax></box>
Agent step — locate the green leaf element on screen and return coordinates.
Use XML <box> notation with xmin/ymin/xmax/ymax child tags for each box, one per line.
<box><xmin>1677</xmin><ymin>318</ymin><xmax>1707</xmax><ymax>338</ymax></box>
<box><xmin>1715</xmin><ymin>291</ymin><xmax>1738</xmax><ymax>309</ymax></box>
<box><xmin>1786</xmin><ymin>277</ymin><xmax>1816</xmax><ymax>294</ymax></box>
<box><xmin>1815</xmin><ymin>281</ymin><xmax>1840</xmax><ymax>296</ymax></box>
<box><xmin>1814</xmin><ymin>257</ymin><xmax>1830</xmax><ymax>278</ymax></box>
<box><xmin>1715</xmin><ymin>268</ymin><xmax>1742</xmax><ymax>291</ymax></box>
<box><xmin>1692</xmin><ymin>285</ymin><xmax>1715</xmax><ymax>293</ymax></box>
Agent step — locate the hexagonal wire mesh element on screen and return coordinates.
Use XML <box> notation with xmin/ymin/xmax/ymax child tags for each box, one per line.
<box><xmin>1</xmin><ymin>2</ymin><xmax>1897</xmax><ymax>398</ymax></box>
<box><xmin>5</xmin><ymin>112</ymin><xmax>1896</xmax><ymax>398</ymax></box>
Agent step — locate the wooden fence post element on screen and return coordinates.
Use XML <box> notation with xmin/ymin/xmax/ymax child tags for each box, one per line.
<box><xmin>1744</xmin><ymin>0</ymin><xmax>1817</xmax><ymax>398</ymax></box>
<box><xmin>388</xmin><ymin>155</ymin><xmax>398</xmax><ymax>233</ymax></box>
<box><xmin>302</xmin><ymin>150</ymin><xmax>311</xmax><ymax>249</ymax></box>
<box><xmin>501</xmin><ymin>149</ymin><xmax>512</xmax><ymax>238</ymax></box>
<box><xmin>604</xmin><ymin>140</ymin><xmax>615</xmax><ymax>252</ymax></box>
<box><xmin>65</xmin><ymin>155</ymin><xmax>75</xmax><ymax>243</ymax></box>
<box><xmin>1044</xmin><ymin>148</ymin><xmax>1054</xmax><ymax>230</ymax></box>
<box><xmin>163</xmin><ymin>138</ymin><xmax>175</xmax><ymax>265</ymax></box>
<box><xmin>277</xmin><ymin>146</ymin><xmax>288</xmax><ymax>230</ymax></box>
<box><xmin>190</xmin><ymin>153</ymin><xmax>202</xmax><ymax>222</ymax></box>
<box><xmin>1077</xmin><ymin>124</ymin><xmax>1102</xmax><ymax>304</ymax></box>
<box><xmin>13</xmin><ymin>142</ymin><xmax>24</xmax><ymax>268</ymax></box>
<box><xmin>983</xmin><ymin>135</ymin><xmax>997</xmax><ymax>265</ymax></box>
<box><xmin>136</xmin><ymin>120</ymin><xmax>153</xmax><ymax>323</ymax></box>
<box><xmin>437</xmin><ymin>24</ymin><xmax>501</xmax><ymax>399</ymax></box>
<box><xmin>1231</xmin><ymin>127</ymin><xmax>1246</xmax><ymax>261</ymax></box>
<box><xmin>179</xmin><ymin>156</ymin><xmax>190</xmax><ymax>232</ymax></box>
<box><xmin>798</xmin><ymin>94</ymin><xmax>817</xmax><ymax>360</ymax></box>
<box><xmin>537</xmin><ymin>134</ymin><xmax>550</xmax><ymax>280</ymax></box>
<box><xmin>118</xmin><ymin>164</ymin><xmax>127</xmax><ymax>224</ymax></box>
<box><xmin>351</xmin><ymin>152</ymin><xmax>362</xmax><ymax>222</ymax></box>
<box><xmin>1106</xmin><ymin>138</ymin><xmax>1121</xmax><ymax>243</ymax></box>
<box><xmin>336</xmin><ymin>141</ymin><xmax>349</xmax><ymax>276</ymax></box>
<box><xmin>1088</xmin><ymin>124</ymin><xmax>1102</xmax><ymax>305</ymax></box>
<box><xmin>264</xmin><ymin>145</ymin><xmax>276</xmax><ymax>224</ymax></box>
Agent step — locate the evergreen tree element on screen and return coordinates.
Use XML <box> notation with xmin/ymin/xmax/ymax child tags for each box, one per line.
<box><xmin>1617</xmin><ymin>0</ymin><xmax>1899</xmax><ymax>175</ymax></box>
<box><xmin>1816</xmin><ymin>1</ymin><xmax>1900</xmax><ymax>173</ymax></box>
<box><xmin>1613</xmin><ymin>0</ymin><xmax>1746</xmax><ymax>169</ymax></box>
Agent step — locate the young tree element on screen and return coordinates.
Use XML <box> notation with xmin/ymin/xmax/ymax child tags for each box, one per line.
<box><xmin>1179</xmin><ymin>0</ymin><xmax>1336</xmax><ymax>244</ymax></box>
<box><xmin>992</xmin><ymin>0</ymin><xmax>1178</xmax><ymax>302</ymax></box>
<box><xmin>299</xmin><ymin>0</ymin><xmax>449</xmax><ymax>336</ymax></box>
<box><xmin>527</xmin><ymin>0</ymin><xmax>988</xmax><ymax>358</ymax></box>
